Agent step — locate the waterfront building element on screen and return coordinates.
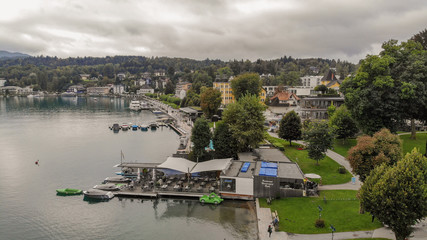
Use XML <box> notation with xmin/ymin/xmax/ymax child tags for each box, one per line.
<box><xmin>113</xmin><ymin>84</ymin><xmax>125</xmax><ymax>94</ymax></box>
<box><xmin>0</xmin><ymin>78</ymin><xmax>7</xmax><ymax>87</ymax></box>
<box><xmin>175</xmin><ymin>82</ymin><xmax>192</xmax><ymax>99</ymax></box>
<box><xmin>298</xmin><ymin>96</ymin><xmax>344</xmax><ymax>120</ymax></box>
<box><xmin>87</xmin><ymin>87</ymin><xmax>111</xmax><ymax>95</ymax></box>
<box><xmin>137</xmin><ymin>85</ymin><xmax>154</xmax><ymax>95</ymax></box>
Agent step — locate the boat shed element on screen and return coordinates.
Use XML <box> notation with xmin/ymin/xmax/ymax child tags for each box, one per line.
<box><xmin>220</xmin><ymin>160</ymin><xmax>255</xmax><ymax>200</ymax></box>
<box><xmin>253</xmin><ymin>161</ymin><xmax>305</xmax><ymax>198</ymax></box>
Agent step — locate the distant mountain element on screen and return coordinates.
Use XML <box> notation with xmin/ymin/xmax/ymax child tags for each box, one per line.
<box><xmin>0</xmin><ymin>50</ymin><xmax>31</xmax><ymax>59</ymax></box>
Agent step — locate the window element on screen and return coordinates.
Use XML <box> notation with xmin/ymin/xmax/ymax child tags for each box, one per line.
<box><xmin>220</xmin><ymin>178</ymin><xmax>236</xmax><ymax>192</ymax></box>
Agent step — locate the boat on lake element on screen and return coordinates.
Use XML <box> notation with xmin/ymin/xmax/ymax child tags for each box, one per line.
<box><xmin>56</xmin><ymin>188</ymin><xmax>83</xmax><ymax>195</ymax></box>
<box><xmin>121</xmin><ymin>124</ymin><xmax>129</xmax><ymax>131</ymax></box>
<box><xmin>93</xmin><ymin>183</ymin><xmax>121</xmax><ymax>191</ymax></box>
<box><xmin>104</xmin><ymin>176</ymin><xmax>132</xmax><ymax>183</ymax></box>
<box><xmin>131</xmin><ymin>124</ymin><xmax>139</xmax><ymax>130</ymax></box>
<box><xmin>140</xmin><ymin>124</ymin><xmax>148</xmax><ymax>131</ymax></box>
<box><xmin>110</xmin><ymin>123</ymin><xmax>120</xmax><ymax>132</ymax></box>
<box><xmin>129</xmin><ymin>100</ymin><xmax>141</xmax><ymax>111</ymax></box>
<box><xmin>83</xmin><ymin>189</ymin><xmax>114</xmax><ymax>200</ymax></box>
<box><xmin>149</xmin><ymin>122</ymin><xmax>158</xmax><ymax>130</ymax></box>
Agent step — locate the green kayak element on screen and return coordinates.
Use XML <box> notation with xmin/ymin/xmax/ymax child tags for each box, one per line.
<box><xmin>56</xmin><ymin>188</ymin><xmax>83</xmax><ymax>195</ymax></box>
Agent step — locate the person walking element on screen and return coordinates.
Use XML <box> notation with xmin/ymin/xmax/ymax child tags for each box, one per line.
<box><xmin>267</xmin><ymin>225</ymin><xmax>272</xmax><ymax>237</ymax></box>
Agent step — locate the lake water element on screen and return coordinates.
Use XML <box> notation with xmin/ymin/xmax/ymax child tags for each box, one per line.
<box><xmin>0</xmin><ymin>96</ymin><xmax>258</xmax><ymax>240</ymax></box>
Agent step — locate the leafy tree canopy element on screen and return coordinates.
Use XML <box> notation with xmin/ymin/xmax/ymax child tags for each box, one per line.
<box><xmin>302</xmin><ymin>120</ymin><xmax>333</xmax><ymax>165</ymax></box>
<box><xmin>278</xmin><ymin>110</ymin><xmax>302</xmax><ymax>146</ymax></box>
<box><xmin>191</xmin><ymin>118</ymin><xmax>212</xmax><ymax>161</ymax></box>
<box><xmin>223</xmin><ymin>94</ymin><xmax>266</xmax><ymax>152</ymax></box>
<box><xmin>359</xmin><ymin>149</ymin><xmax>427</xmax><ymax>240</ymax></box>
<box><xmin>212</xmin><ymin>121</ymin><xmax>238</xmax><ymax>158</ymax></box>
<box><xmin>348</xmin><ymin>128</ymin><xmax>402</xmax><ymax>182</ymax></box>
<box><xmin>200</xmin><ymin>87</ymin><xmax>222</xmax><ymax>119</ymax></box>
<box><xmin>230</xmin><ymin>73</ymin><xmax>262</xmax><ymax>100</ymax></box>
<box><xmin>329</xmin><ymin>105</ymin><xmax>358</xmax><ymax>141</ymax></box>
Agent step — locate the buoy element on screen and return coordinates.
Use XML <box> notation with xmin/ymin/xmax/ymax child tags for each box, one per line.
<box><xmin>35</xmin><ymin>160</ymin><xmax>39</xmax><ymax>166</ymax></box>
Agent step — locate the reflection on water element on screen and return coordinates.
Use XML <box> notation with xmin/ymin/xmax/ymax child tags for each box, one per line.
<box><xmin>0</xmin><ymin>97</ymin><xmax>258</xmax><ymax>240</ymax></box>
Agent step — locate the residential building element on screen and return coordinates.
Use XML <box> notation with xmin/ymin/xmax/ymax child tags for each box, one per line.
<box><xmin>298</xmin><ymin>96</ymin><xmax>344</xmax><ymax>120</ymax></box>
<box><xmin>137</xmin><ymin>85</ymin><xmax>154</xmax><ymax>95</ymax></box>
<box><xmin>0</xmin><ymin>86</ymin><xmax>33</xmax><ymax>95</ymax></box>
<box><xmin>66</xmin><ymin>85</ymin><xmax>86</xmax><ymax>94</ymax></box>
<box><xmin>113</xmin><ymin>84</ymin><xmax>125</xmax><ymax>94</ymax></box>
<box><xmin>300</xmin><ymin>75</ymin><xmax>322</xmax><ymax>88</ymax></box>
<box><xmin>260</xmin><ymin>88</ymin><xmax>266</xmax><ymax>103</ymax></box>
<box><xmin>269</xmin><ymin>91</ymin><xmax>300</xmax><ymax>106</ymax></box>
<box><xmin>213</xmin><ymin>81</ymin><xmax>234</xmax><ymax>106</ymax></box>
<box><xmin>154</xmin><ymin>69</ymin><xmax>166</xmax><ymax>77</ymax></box>
<box><xmin>287</xmin><ymin>86</ymin><xmax>319</xmax><ymax>96</ymax></box>
<box><xmin>87</xmin><ymin>87</ymin><xmax>111</xmax><ymax>95</ymax></box>
<box><xmin>263</xmin><ymin>86</ymin><xmax>279</xmax><ymax>96</ymax></box>
<box><xmin>79</xmin><ymin>74</ymin><xmax>90</xmax><ymax>80</ymax></box>
<box><xmin>117</xmin><ymin>73</ymin><xmax>126</xmax><ymax>81</ymax></box>
<box><xmin>142</xmin><ymin>72</ymin><xmax>151</xmax><ymax>79</ymax></box>
<box><xmin>0</xmin><ymin>78</ymin><xmax>6</xmax><ymax>87</ymax></box>
<box><xmin>175</xmin><ymin>82</ymin><xmax>192</xmax><ymax>99</ymax></box>
<box><xmin>321</xmin><ymin>70</ymin><xmax>342</xmax><ymax>90</ymax></box>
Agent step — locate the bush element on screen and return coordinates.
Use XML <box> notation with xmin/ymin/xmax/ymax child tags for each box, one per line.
<box><xmin>315</xmin><ymin>219</ymin><xmax>325</xmax><ymax>228</ymax></box>
<box><xmin>338</xmin><ymin>166</ymin><xmax>346</xmax><ymax>174</ymax></box>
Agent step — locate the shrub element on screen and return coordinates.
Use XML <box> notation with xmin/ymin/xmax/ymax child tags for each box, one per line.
<box><xmin>315</xmin><ymin>219</ymin><xmax>325</xmax><ymax>228</ymax></box>
<box><xmin>338</xmin><ymin>166</ymin><xmax>346</xmax><ymax>174</ymax></box>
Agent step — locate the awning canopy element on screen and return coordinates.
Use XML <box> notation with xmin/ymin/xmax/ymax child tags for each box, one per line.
<box><xmin>157</xmin><ymin>157</ymin><xmax>196</xmax><ymax>173</ymax></box>
<box><xmin>156</xmin><ymin>157</ymin><xmax>232</xmax><ymax>174</ymax></box>
<box><xmin>191</xmin><ymin>158</ymin><xmax>232</xmax><ymax>173</ymax></box>
<box><xmin>305</xmin><ymin>173</ymin><xmax>321</xmax><ymax>179</ymax></box>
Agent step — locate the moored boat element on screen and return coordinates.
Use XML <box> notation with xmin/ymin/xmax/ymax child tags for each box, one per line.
<box><xmin>93</xmin><ymin>183</ymin><xmax>121</xmax><ymax>191</ymax></box>
<box><xmin>56</xmin><ymin>188</ymin><xmax>83</xmax><ymax>195</ymax></box>
<box><xmin>129</xmin><ymin>100</ymin><xmax>141</xmax><ymax>111</ymax></box>
<box><xmin>103</xmin><ymin>176</ymin><xmax>132</xmax><ymax>183</ymax></box>
<box><xmin>149</xmin><ymin>122</ymin><xmax>158</xmax><ymax>130</ymax></box>
<box><xmin>83</xmin><ymin>189</ymin><xmax>114</xmax><ymax>200</ymax></box>
<box><xmin>140</xmin><ymin>124</ymin><xmax>148</xmax><ymax>131</ymax></box>
<box><xmin>121</xmin><ymin>124</ymin><xmax>129</xmax><ymax>131</ymax></box>
<box><xmin>131</xmin><ymin>124</ymin><xmax>139</xmax><ymax>130</ymax></box>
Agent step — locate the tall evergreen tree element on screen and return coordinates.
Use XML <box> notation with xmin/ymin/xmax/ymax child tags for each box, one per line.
<box><xmin>278</xmin><ymin>110</ymin><xmax>301</xmax><ymax>146</ymax></box>
<box><xmin>213</xmin><ymin>122</ymin><xmax>238</xmax><ymax>158</ymax></box>
<box><xmin>191</xmin><ymin>118</ymin><xmax>211</xmax><ymax>161</ymax></box>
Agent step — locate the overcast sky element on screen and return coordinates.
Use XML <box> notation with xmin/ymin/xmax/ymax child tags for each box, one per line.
<box><xmin>1</xmin><ymin>0</ymin><xmax>426</xmax><ymax>63</ymax></box>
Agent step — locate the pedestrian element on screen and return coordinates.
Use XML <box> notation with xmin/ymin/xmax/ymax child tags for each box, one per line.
<box><xmin>35</xmin><ymin>160</ymin><xmax>39</xmax><ymax>166</ymax></box>
<box><xmin>267</xmin><ymin>225</ymin><xmax>272</xmax><ymax>237</ymax></box>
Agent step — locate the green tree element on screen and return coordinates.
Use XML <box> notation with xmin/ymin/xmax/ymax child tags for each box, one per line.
<box><xmin>411</xmin><ymin>28</ymin><xmax>427</xmax><ymax>49</ymax></box>
<box><xmin>327</xmin><ymin>104</ymin><xmax>336</xmax><ymax>118</ymax></box>
<box><xmin>347</xmin><ymin>128</ymin><xmax>402</xmax><ymax>182</ymax></box>
<box><xmin>303</xmin><ymin>121</ymin><xmax>333</xmax><ymax>165</ymax></box>
<box><xmin>215</xmin><ymin>67</ymin><xmax>234</xmax><ymax>79</ymax></box>
<box><xmin>359</xmin><ymin>149</ymin><xmax>427</xmax><ymax>240</ymax></box>
<box><xmin>192</xmin><ymin>71</ymin><xmax>213</xmax><ymax>94</ymax></box>
<box><xmin>223</xmin><ymin>94</ymin><xmax>266</xmax><ymax>152</ymax></box>
<box><xmin>329</xmin><ymin>105</ymin><xmax>358</xmax><ymax>142</ymax></box>
<box><xmin>191</xmin><ymin>118</ymin><xmax>212</xmax><ymax>161</ymax></box>
<box><xmin>103</xmin><ymin>63</ymin><xmax>115</xmax><ymax>79</ymax></box>
<box><xmin>213</xmin><ymin>122</ymin><xmax>238</xmax><ymax>158</ymax></box>
<box><xmin>278</xmin><ymin>110</ymin><xmax>302</xmax><ymax>146</ymax></box>
<box><xmin>200</xmin><ymin>87</ymin><xmax>222</xmax><ymax>119</ymax></box>
<box><xmin>164</xmin><ymin>81</ymin><xmax>175</xmax><ymax>95</ymax></box>
<box><xmin>314</xmin><ymin>84</ymin><xmax>328</xmax><ymax>94</ymax></box>
<box><xmin>231</xmin><ymin>73</ymin><xmax>262</xmax><ymax>100</ymax></box>
<box><xmin>381</xmin><ymin>40</ymin><xmax>427</xmax><ymax>140</ymax></box>
<box><xmin>340</xmin><ymin>54</ymin><xmax>400</xmax><ymax>135</ymax></box>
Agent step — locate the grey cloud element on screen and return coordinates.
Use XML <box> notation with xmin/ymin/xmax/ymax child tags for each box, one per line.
<box><xmin>0</xmin><ymin>0</ymin><xmax>426</xmax><ymax>62</ymax></box>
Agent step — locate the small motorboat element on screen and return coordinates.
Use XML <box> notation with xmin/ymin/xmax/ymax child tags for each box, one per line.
<box><xmin>83</xmin><ymin>189</ymin><xmax>114</xmax><ymax>200</ymax></box>
<box><xmin>131</xmin><ymin>124</ymin><xmax>139</xmax><ymax>130</ymax></box>
<box><xmin>110</xmin><ymin>123</ymin><xmax>120</xmax><ymax>132</ymax></box>
<box><xmin>56</xmin><ymin>188</ymin><xmax>83</xmax><ymax>195</ymax></box>
<box><xmin>104</xmin><ymin>176</ymin><xmax>132</xmax><ymax>183</ymax></box>
<box><xmin>121</xmin><ymin>124</ymin><xmax>129</xmax><ymax>131</ymax></box>
<box><xmin>93</xmin><ymin>183</ymin><xmax>121</xmax><ymax>191</ymax></box>
<box><xmin>149</xmin><ymin>123</ymin><xmax>158</xmax><ymax>130</ymax></box>
<box><xmin>140</xmin><ymin>124</ymin><xmax>148</xmax><ymax>131</ymax></box>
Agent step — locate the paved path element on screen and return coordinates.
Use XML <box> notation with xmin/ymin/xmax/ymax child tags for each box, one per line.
<box><xmin>256</xmin><ymin>198</ymin><xmax>288</xmax><ymax>240</ymax></box>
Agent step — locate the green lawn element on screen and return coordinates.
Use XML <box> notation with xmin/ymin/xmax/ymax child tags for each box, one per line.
<box><xmin>259</xmin><ymin>190</ymin><xmax>383</xmax><ymax>234</ymax></box>
<box><xmin>400</xmin><ymin>132</ymin><xmax>427</xmax><ymax>155</ymax></box>
<box><xmin>265</xmin><ymin>134</ymin><xmax>352</xmax><ymax>185</ymax></box>
<box><xmin>332</xmin><ymin>139</ymin><xmax>357</xmax><ymax>158</ymax></box>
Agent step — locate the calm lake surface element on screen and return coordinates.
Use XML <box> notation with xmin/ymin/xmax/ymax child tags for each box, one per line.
<box><xmin>0</xmin><ymin>96</ymin><xmax>258</xmax><ymax>240</ymax></box>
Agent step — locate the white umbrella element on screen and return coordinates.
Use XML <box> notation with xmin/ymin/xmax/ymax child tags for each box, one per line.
<box><xmin>304</xmin><ymin>173</ymin><xmax>321</xmax><ymax>179</ymax></box>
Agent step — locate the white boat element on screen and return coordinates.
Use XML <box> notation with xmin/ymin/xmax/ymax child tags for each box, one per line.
<box><xmin>129</xmin><ymin>100</ymin><xmax>141</xmax><ymax>111</ymax></box>
<box><xmin>121</xmin><ymin>124</ymin><xmax>129</xmax><ymax>131</ymax></box>
<box><xmin>83</xmin><ymin>189</ymin><xmax>114</xmax><ymax>200</ymax></box>
<box><xmin>93</xmin><ymin>183</ymin><xmax>121</xmax><ymax>191</ymax></box>
<box><xmin>104</xmin><ymin>176</ymin><xmax>132</xmax><ymax>183</ymax></box>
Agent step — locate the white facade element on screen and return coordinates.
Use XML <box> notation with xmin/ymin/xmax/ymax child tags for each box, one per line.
<box><xmin>0</xmin><ymin>79</ymin><xmax>6</xmax><ymax>87</ymax></box>
<box><xmin>263</xmin><ymin>86</ymin><xmax>279</xmax><ymax>96</ymax></box>
<box><xmin>113</xmin><ymin>84</ymin><xmax>125</xmax><ymax>94</ymax></box>
<box><xmin>300</xmin><ymin>76</ymin><xmax>322</xmax><ymax>87</ymax></box>
<box><xmin>176</xmin><ymin>89</ymin><xmax>187</xmax><ymax>99</ymax></box>
<box><xmin>137</xmin><ymin>87</ymin><xmax>154</xmax><ymax>95</ymax></box>
<box><xmin>287</xmin><ymin>86</ymin><xmax>318</xmax><ymax>96</ymax></box>
<box><xmin>220</xmin><ymin>176</ymin><xmax>254</xmax><ymax>197</ymax></box>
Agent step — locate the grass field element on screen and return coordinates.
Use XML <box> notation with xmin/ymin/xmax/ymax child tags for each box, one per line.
<box><xmin>400</xmin><ymin>132</ymin><xmax>427</xmax><ymax>155</ymax></box>
<box><xmin>259</xmin><ymin>190</ymin><xmax>383</xmax><ymax>234</ymax></box>
<box><xmin>332</xmin><ymin>139</ymin><xmax>357</xmax><ymax>158</ymax></box>
<box><xmin>265</xmin><ymin>134</ymin><xmax>352</xmax><ymax>185</ymax></box>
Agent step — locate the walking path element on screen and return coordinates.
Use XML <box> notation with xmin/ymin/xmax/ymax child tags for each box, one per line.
<box><xmin>262</xmin><ymin>132</ymin><xmax>427</xmax><ymax>239</ymax></box>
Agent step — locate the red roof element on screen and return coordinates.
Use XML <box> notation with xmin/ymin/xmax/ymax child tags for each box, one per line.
<box><xmin>271</xmin><ymin>91</ymin><xmax>300</xmax><ymax>101</ymax></box>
